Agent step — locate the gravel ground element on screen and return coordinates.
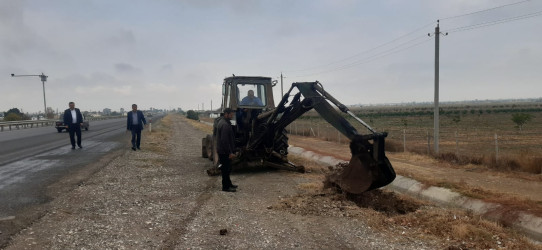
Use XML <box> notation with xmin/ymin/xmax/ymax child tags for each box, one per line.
<box><xmin>3</xmin><ymin>115</ymin><xmax>453</xmax><ymax>249</ymax></box>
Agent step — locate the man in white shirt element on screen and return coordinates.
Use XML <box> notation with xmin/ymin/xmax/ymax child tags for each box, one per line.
<box><xmin>63</xmin><ymin>102</ymin><xmax>84</xmax><ymax>149</ymax></box>
<box><xmin>126</xmin><ymin>104</ymin><xmax>147</xmax><ymax>151</ymax></box>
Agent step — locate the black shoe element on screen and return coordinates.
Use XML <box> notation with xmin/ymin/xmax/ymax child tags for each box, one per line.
<box><xmin>78</xmin><ymin>145</ymin><xmax>82</xmax><ymax>148</ymax></box>
<box><xmin>222</xmin><ymin>187</ymin><xmax>236</xmax><ymax>192</ymax></box>
<box><xmin>137</xmin><ymin>147</ymin><xmax>141</xmax><ymax>150</ymax></box>
<box><xmin>132</xmin><ymin>147</ymin><xmax>136</xmax><ymax>151</ymax></box>
<box><xmin>71</xmin><ymin>146</ymin><xmax>75</xmax><ymax>150</ymax></box>
<box><xmin>231</xmin><ymin>184</ymin><xmax>238</xmax><ymax>188</ymax></box>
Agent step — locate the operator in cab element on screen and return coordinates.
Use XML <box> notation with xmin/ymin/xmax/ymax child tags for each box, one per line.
<box><xmin>240</xmin><ymin>90</ymin><xmax>263</xmax><ymax>106</ymax></box>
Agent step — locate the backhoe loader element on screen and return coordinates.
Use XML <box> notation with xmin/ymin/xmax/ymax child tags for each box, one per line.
<box><xmin>202</xmin><ymin>76</ymin><xmax>395</xmax><ymax>193</ymax></box>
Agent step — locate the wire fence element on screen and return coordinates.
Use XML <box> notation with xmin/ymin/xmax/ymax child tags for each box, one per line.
<box><xmin>286</xmin><ymin>117</ymin><xmax>542</xmax><ymax>165</ymax></box>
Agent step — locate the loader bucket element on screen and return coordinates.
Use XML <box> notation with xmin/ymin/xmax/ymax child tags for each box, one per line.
<box><xmin>326</xmin><ymin>135</ymin><xmax>396</xmax><ymax>194</ymax></box>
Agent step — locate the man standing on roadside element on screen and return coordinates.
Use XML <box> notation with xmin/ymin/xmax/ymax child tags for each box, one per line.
<box><xmin>126</xmin><ymin>104</ymin><xmax>147</xmax><ymax>151</ymax></box>
<box><xmin>63</xmin><ymin>101</ymin><xmax>84</xmax><ymax>149</ymax></box>
<box><xmin>216</xmin><ymin>108</ymin><xmax>238</xmax><ymax>192</ymax></box>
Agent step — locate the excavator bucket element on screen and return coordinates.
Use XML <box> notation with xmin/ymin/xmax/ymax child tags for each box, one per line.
<box><xmin>326</xmin><ymin>135</ymin><xmax>396</xmax><ymax>194</ymax></box>
<box><xmin>293</xmin><ymin>83</ymin><xmax>396</xmax><ymax>193</ymax></box>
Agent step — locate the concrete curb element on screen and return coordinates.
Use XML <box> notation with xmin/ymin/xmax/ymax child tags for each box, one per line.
<box><xmin>288</xmin><ymin>146</ymin><xmax>542</xmax><ymax>242</ymax></box>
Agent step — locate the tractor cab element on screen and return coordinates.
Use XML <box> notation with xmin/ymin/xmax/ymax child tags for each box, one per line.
<box><xmin>222</xmin><ymin>76</ymin><xmax>275</xmax><ymax>111</ymax></box>
<box><xmin>222</xmin><ymin>76</ymin><xmax>276</xmax><ymax>128</ymax></box>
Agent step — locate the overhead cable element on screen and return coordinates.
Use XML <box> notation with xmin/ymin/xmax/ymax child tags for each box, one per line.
<box><xmin>291</xmin><ymin>37</ymin><xmax>432</xmax><ymax>78</ymax></box>
<box><xmin>286</xmin><ymin>21</ymin><xmax>436</xmax><ymax>74</ymax></box>
<box><xmin>444</xmin><ymin>10</ymin><xmax>542</xmax><ymax>33</ymax></box>
<box><xmin>440</xmin><ymin>0</ymin><xmax>532</xmax><ymax>21</ymax></box>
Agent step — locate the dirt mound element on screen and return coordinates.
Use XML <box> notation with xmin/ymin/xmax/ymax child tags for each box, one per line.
<box><xmin>345</xmin><ymin>189</ymin><xmax>419</xmax><ymax>215</ymax></box>
<box><xmin>272</xmin><ymin>187</ymin><xmax>421</xmax><ymax>218</ymax></box>
<box><xmin>272</xmin><ymin>186</ymin><xmax>538</xmax><ymax>249</ymax></box>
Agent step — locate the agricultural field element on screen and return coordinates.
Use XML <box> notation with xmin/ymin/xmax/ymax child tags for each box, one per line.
<box><xmin>286</xmin><ymin>99</ymin><xmax>542</xmax><ymax>174</ymax></box>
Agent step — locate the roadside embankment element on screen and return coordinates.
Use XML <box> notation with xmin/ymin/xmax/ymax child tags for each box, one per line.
<box><xmin>288</xmin><ymin>145</ymin><xmax>542</xmax><ymax>242</ymax></box>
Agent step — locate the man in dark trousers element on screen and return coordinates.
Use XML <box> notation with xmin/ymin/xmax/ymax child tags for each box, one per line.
<box><xmin>216</xmin><ymin>108</ymin><xmax>238</xmax><ymax>192</ymax></box>
<box><xmin>126</xmin><ymin>104</ymin><xmax>147</xmax><ymax>151</ymax></box>
<box><xmin>63</xmin><ymin>101</ymin><xmax>84</xmax><ymax>149</ymax></box>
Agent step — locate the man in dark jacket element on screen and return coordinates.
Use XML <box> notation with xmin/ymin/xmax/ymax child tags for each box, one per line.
<box><xmin>63</xmin><ymin>101</ymin><xmax>84</xmax><ymax>149</ymax></box>
<box><xmin>126</xmin><ymin>104</ymin><xmax>147</xmax><ymax>151</ymax></box>
<box><xmin>216</xmin><ymin>108</ymin><xmax>237</xmax><ymax>192</ymax></box>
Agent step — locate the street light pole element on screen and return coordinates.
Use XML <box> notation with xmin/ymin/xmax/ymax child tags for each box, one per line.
<box><xmin>11</xmin><ymin>73</ymin><xmax>49</xmax><ymax>118</ymax></box>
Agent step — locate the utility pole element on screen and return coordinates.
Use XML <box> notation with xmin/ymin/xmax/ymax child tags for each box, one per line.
<box><xmin>11</xmin><ymin>72</ymin><xmax>48</xmax><ymax>119</ymax></box>
<box><xmin>280</xmin><ymin>72</ymin><xmax>284</xmax><ymax>97</ymax></box>
<box><xmin>428</xmin><ymin>20</ymin><xmax>447</xmax><ymax>154</ymax></box>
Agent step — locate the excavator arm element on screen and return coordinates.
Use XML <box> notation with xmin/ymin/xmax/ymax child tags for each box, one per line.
<box><xmin>254</xmin><ymin>81</ymin><xmax>396</xmax><ymax>193</ymax></box>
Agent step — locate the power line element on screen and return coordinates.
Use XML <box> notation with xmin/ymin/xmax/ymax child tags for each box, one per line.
<box><xmin>444</xmin><ymin>10</ymin><xmax>542</xmax><ymax>33</ymax></box>
<box><xmin>440</xmin><ymin>0</ymin><xmax>532</xmax><ymax>21</ymax></box>
<box><xmin>286</xmin><ymin>21</ymin><xmax>436</xmax><ymax>74</ymax></box>
<box><xmin>283</xmin><ymin>1</ymin><xmax>538</xmax><ymax>78</ymax></box>
<box><xmin>330</xmin><ymin>36</ymin><xmax>431</xmax><ymax>71</ymax></box>
<box><xmin>291</xmin><ymin>37</ymin><xmax>432</xmax><ymax>78</ymax></box>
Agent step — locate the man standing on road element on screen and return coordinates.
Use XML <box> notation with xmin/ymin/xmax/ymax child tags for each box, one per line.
<box><xmin>126</xmin><ymin>104</ymin><xmax>147</xmax><ymax>151</ymax></box>
<box><xmin>216</xmin><ymin>108</ymin><xmax>238</xmax><ymax>192</ymax></box>
<box><xmin>63</xmin><ymin>101</ymin><xmax>84</xmax><ymax>149</ymax></box>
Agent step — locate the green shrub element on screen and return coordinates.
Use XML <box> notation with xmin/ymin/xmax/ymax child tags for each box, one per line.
<box><xmin>4</xmin><ymin>113</ymin><xmax>22</xmax><ymax>121</ymax></box>
<box><xmin>186</xmin><ymin>110</ymin><xmax>199</xmax><ymax>121</ymax></box>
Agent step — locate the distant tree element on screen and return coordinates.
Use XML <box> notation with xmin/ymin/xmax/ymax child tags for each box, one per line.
<box><xmin>451</xmin><ymin>115</ymin><xmax>461</xmax><ymax>126</ymax></box>
<box><xmin>400</xmin><ymin>118</ymin><xmax>408</xmax><ymax>129</ymax></box>
<box><xmin>511</xmin><ymin>113</ymin><xmax>533</xmax><ymax>131</ymax></box>
<box><xmin>4</xmin><ymin>108</ymin><xmax>31</xmax><ymax>120</ymax></box>
<box><xmin>4</xmin><ymin>113</ymin><xmax>22</xmax><ymax>121</ymax></box>
<box><xmin>46</xmin><ymin>107</ymin><xmax>55</xmax><ymax>119</ymax></box>
<box><xmin>186</xmin><ymin>110</ymin><xmax>199</xmax><ymax>121</ymax></box>
<box><xmin>4</xmin><ymin>108</ymin><xmax>22</xmax><ymax>117</ymax></box>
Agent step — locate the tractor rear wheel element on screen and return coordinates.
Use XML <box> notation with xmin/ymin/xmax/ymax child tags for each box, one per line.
<box><xmin>205</xmin><ymin>134</ymin><xmax>214</xmax><ymax>161</ymax></box>
<box><xmin>202</xmin><ymin>137</ymin><xmax>208</xmax><ymax>158</ymax></box>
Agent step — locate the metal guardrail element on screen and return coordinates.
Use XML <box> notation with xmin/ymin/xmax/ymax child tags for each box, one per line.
<box><xmin>0</xmin><ymin>119</ymin><xmax>56</xmax><ymax>131</ymax></box>
<box><xmin>0</xmin><ymin>116</ymin><xmax>124</xmax><ymax>132</ymax></box>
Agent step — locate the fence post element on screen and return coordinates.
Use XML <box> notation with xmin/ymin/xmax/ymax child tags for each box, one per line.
<box><xmin>426</xmin><ymin>130</ymin><xmax>431</xmax><ymax>154</ymax></box>
<box><xmin>403</xmin><ymin>129</ymin><xmax>406</xmax><ymax>152</ymax></box>
<box><xmin>455</xmin><ymin>130</ymin><xmax>458</xmax><ymax>155</ymax></box>
<box><xmin>495</xmin><ymin>133</ymin><xmax>499</xmax><ymax>161</ymax></box>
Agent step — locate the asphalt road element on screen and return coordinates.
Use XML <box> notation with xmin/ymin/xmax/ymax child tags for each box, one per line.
<box><xmin>0</xmin><ymin>117</ymin><xmax>160</xmax><ymax>218</ymax></box>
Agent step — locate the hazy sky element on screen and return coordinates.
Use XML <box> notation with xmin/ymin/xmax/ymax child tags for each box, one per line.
<box><xmin>1</xmin><ymin>0</ymin><xmax>541</xmax><ymax>114</ymax></box>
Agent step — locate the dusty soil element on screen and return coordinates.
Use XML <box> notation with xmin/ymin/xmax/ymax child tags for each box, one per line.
<box><xmin>289</xmin><ymin>135</ymin><xmax>542</xmax><ymax>215</ymax></box>
<box><xmin>1</xmin><ymin>114</ymin><xmax>540</xmax><ymax>249</ymax></box>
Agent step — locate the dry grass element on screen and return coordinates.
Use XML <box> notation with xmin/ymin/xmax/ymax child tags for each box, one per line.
<box><xmin>184</xmin><ymin>116</ymin><xmax>213</xmax><ymax>134</ymax></box>
<box><xmin>386</xmin><ymin>207</ymin><xmax>538</xmax><ymax>249</ymax></box>
<box><xmin>144</xmin><ymin>115</ymin><xmax>172</xmax><ymax>153</ymax></box>
<box><xmin>287</xmin><ymin>154</ymin><xmax>329</xmax><ymax>174</ymax></box>
<box><xmin>349</xmin><ymin>191</ymin><xmax>539</xmax><ymax>249</ymax></box>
